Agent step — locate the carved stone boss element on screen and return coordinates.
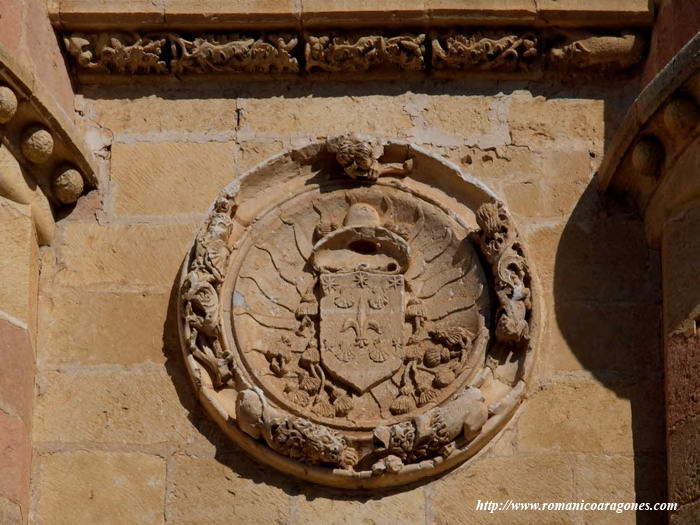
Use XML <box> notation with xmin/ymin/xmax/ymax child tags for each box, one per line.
<box><xmin>178</xmin><ymin>135</ymin><xmax>538</xmax><ymax>488</ymax></box>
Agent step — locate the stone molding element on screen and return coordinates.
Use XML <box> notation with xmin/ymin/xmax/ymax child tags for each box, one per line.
<box><xmin>597</xmin><ymin>32</ymin><xmax>700</xmax><ymax>246</ymax></box>
<box><xmin>177</xmin><ymin>135</ymin><xmax>540</xmax><ymax>488</ymax></box>
<box><xmin>63</xmin><ymin>29</ymin><xmax>647</xmax><ymax>80</ymax></box>
<box><xmin>48</xmin><ymin>1</ymin><xmax>655</xmax><ymax>31</ymax></box>
<box><xmin>0</xmin><ymin>43</ymin><xmax>97</xmax><ymax>244</ymax></box>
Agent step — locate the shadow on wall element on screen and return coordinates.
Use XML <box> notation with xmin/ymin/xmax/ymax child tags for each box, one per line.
<box><xmin>553</xmin><ymin>173</ymin><xmax>667</xmax><ymax>524</ymax></box>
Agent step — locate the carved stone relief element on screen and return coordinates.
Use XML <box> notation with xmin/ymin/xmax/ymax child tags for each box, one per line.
<box><xmin>178</xmin><ymin>135</ymin><xmax>539</xmax><ymax>488</ymax></box>
<box><xmin>63</xmin><ymin>30</ymin><xmax>645</xmax><ymax>78</ymax></box>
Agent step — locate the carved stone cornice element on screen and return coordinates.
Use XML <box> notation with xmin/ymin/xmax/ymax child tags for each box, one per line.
<box><xmin>598</xmin><ymin>33</ymin><xmax>700</xmax><ymax>246</ymax></box>
<box><xmin>0</xmin><ymin>43</ymin><xmax>97</xmax><ymax>244</ymax></box>
<box><xmin>48</xmin><ymin>1</ymin><xmax>655</xmax><ymax>31</ymax></box>
<box><xmin>63</xmin><ymin>29</ymin><xmax>647</xmax><ymax>80</ymax></box>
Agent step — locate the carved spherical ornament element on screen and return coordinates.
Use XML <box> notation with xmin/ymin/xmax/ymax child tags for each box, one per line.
<box><xmin>178</xmin><ymin>136</ymin><xmax>540</xmax><ymax>488</ymax></box>
<box><xmin>53</xmin><ymin>166</ymin><xmax>85</xmax><ymax>204</ymax></box>
<box><xmin>21</xmin><ymin>125</ymin><xmax>54</xmax><ymax>164</ymax></box>
<box><xmin>0</xmin><ymin>86</ymin><xmax>18</xmax><ymax>124</ymax></box>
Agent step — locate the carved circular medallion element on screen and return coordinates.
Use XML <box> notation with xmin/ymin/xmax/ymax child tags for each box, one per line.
<box><xmin>178</xmin><ymin>135</ymin><xmax>539</xmax><ymax>488</ymax></box>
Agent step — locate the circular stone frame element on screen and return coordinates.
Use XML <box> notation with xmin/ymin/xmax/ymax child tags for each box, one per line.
<box><xmin>177</xmin><ymin>136</ymin><xmax>540</xmax><ymax>489</ymax></box>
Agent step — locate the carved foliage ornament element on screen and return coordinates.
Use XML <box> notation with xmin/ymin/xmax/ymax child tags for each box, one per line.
<box><xmin>178</xmin><ymin>135</ymin><xmax>538</xmax><ymax>488</ymax></box>
<box><xmin>64</xmin><ymin>30</ymin><xmax>644</xmax><ymax>76</ymax></box>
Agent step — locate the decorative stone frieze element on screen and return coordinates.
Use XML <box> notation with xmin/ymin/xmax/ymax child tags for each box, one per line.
<box><xmin>177</xmin><ymin>135</ymin><xmax>539</xmax><ymax>488</ymax></box>
<box><xmin>432</xmin><ymin>30</ymin><xmax>645</xmax><ymax>74</ymax></box>
<box><xmin>64</xmin><ymin>32</ymin><xmax>300</xmax><ymax>75</ymax></box>
<box><xmin>62</xmin><ymin>29</ymin><xmax>647</xmax><ymax>80</ymax></box>
<box><xmin>305</xmin><ymin>33</ymin><xmax>426</xmax><ymax>73</ymax></box>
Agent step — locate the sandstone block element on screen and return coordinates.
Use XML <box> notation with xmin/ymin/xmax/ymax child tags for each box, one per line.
<box><xmin>575</xmin><ymin>455</ymin><xmax>666</xmax><ymax>524</ymax></box>
<box><xmin>0</xmin><ymin>0</ymin><xmax>22</xmax><ymax>55</ymax></box>
<box><xmin>662</xmin><ymin>205</ymin><xmax>700</xmax><ymax>335</ymax></box>
<box><xmin>517</xmin><ymin>376</ymin><xmax>664</xmax><ymax>455</ymax></box>
<box><xmin>166</xmin><ymin>454</ymin><xmax>289</xmax><ymax>525</ymax></box>
<box><xmin>0</xmin><ymin>413</ymin><xmax>30</xmax><ymax>516</ymax></box>
<box><xmin>35</xmin><ymin>450</ymin><xmax>165</xmax><ymax>525</ymax></box>
<box><xmin>234</xmin><ymin>140</ymin><xmax>285</xmax><ymax>177</ymax></box>
<box><xmin>668</xmin><ymin>416</ymin><xmax>700</xmax><ymax>506</ymax></box>
<box><xmin>536</xmin><ymin>0</ymin><xmax>654</xmax><ymax>26</ymax></box>
<box><xmin>0</xmin><ymin>319</ymin><xmax>34</xmax><ymax>419</ymax></box>
<box><xmin>237</xmin><ymin>95</ymin><xmax>413</xmax><ymax>139</ymax></box>
<box><xmin>507</xmin><ymin>95</ymin><xmax>604</xmax><ymax>154</ymax></box>
<box><xmin>666</xmin><ymin>332</ymin><xmax>700</xmax><ymax>431</ymax></box>
<box><xmin>0</xmin><ymin>496</ymin><xmax>21</xmax><ymax>525</ymax></box>
<box><xmin>59</xmin><ymin>0</ymin><xmax>165</xmax><ymax>28</ymax></box>
<box><xmin>428</xmin><ymin>0</ymin><xmax>537</xmax><ymax>26</ymax></box>
<box><xmin>418</xmin><ymin>96</ymin><xmax>502</xmax><ymax>148</ymax></box>
<box><xmin>38</xmin><ymin>290</ymin><xmax>174</xmax><ymax>366</ymax></box>
<box><xmin>111</xmin><ymin>142</ymin><xmax>236</xmax><ymax>217</ymax></box>
<box><xmin>545</xmin><ymin>301</ymin><xmax>660</xmax><ymax>373</ymax></box>
<box><xmin>433</xmin><ymin>455</ymin><xmax>575</xmax><ymax>524</ymax></box>
<box><xmin>0</xmin><ymin>198</ymin><xmax>38</xmax><ymax>326</ymax></box>
<box><xmin>83</xmin><ymin>96</ymin><xmax>237</xmax><ymax>136</ymax></box>
<box><xmin>671</xmin><ymin>500</ymin><xmax>700</xmax><ymax>525</ymax></box>
<box><xmin>54</xmin><ymin>222</ymin><xmax>197</xmax><ymax>292</ymax></box>
<box><xmin>23</xmin><ymin>0</ymin><xmax>75</xmax><ymax>118</ymax></box>
<box><xmin>165</xmin><ymin>0</ymin><xmax>298</xmax><ymax>28</ymax></box>
<box><xmin>34</xmin><ymin>367</ymin><xmax>197</xmax><ymax>445</ymax></box>
<box><xmin>525</xmin><ymin>217</ymin><xmax>658</xmax><ymax>305</ymax></box>
<box><xmin>293</xmin><ymin>487</ymin><xmax>425</xmax><ymax>525</ymax></box>
<box><xmin>302</xmin><ymin>0</ymin><xmax>426</xmax><ymax>27</ymax></box>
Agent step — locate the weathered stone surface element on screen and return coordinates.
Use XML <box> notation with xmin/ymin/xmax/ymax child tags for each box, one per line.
<box><xmin>0</xmin><ymin>496</ymin><xmax>21</xmax><ymax>525</ymax></box>
<box><xmin>0</xmin><ymin>0</ymin><xmax>22</xmax><ymax>55</ymax></box>
<box><xmin>578</xmin><ymin>454</ymin><xmax>666</xmax><ymax>524</ymax></box>
<box><xmin>668</xmin><ymin>416</ymin><xmax>700</xmax><ymax>506</ymax></box>
<box><xmin>0</xmin><ymin>413</ymin><xmax>30</xmax><ymax>516</ymax></box>
<box><xmin>546</xmin><ymin>301</ymin><xmax>660</xmax><ymax>373</ymax></box>
<box><xmin>237</xmin><ymin>95</ymin><xmax>413</xmax><ymax>139</ymax></box>
<box><xmin>111</xmin><ymin>142</ymin><xmax>236</xmax><ymax>217</ymax></box>
<box><xmin>666</xmin><ymin>332</ymin><xmax>700</xmax><ymax>431</ymax></box>
<box><xmin>428</xmin><ymin>0</ymin><xmax>537</xmax><ymax>25</ymax></box>
<box><xmin>34</xmin><ymin>367</ymin><xmax>196</xmax><ymax>445</ymax></box>
<box><xmin>38</xmin><ymin>291</ymin><xmax>173</xmax><ymax>366</ymax></box>
<box><xmin>508</xmin><ymin>95</ymin><xmax>604</xmax><ymax>153</ymax></box>
<box><xmin>233</xmin><ymin>140</ymin><xmax>284</xmax><ymax>177</ymax></box>
<box><xmin>59</xmin><ymin>0</ymin><xmax>165</xmax><ymax>27</ymax></box>
<box><xmin>302</xmin><ymin>0</ymin><xmax>426</xmax><ymax>27</ymax></box>
<box><xmin>433</xmin><ymin>455</ymin><xmax>575</xmax><ymax>524</ymax></box>
<box><xmin>82</xmin><ymin>96</ymin><xmax>237</xmax><ymax>136</ymax></box>
<box><xmin>23</xmin><ymin>0</ymin><xmax>75</xmax><ymax>118</ymax></box>
<box><xmin>671</xmin><ymin>499</ymin><xmax>700</xmax><ymax>525</ymax></box>
<box><xmin>166</xmin><ymin>454</ymin><xmax>289</xmax><ymax>525</ymax></box>
<box><xmin>662</xmin><ymin>205</ymin><xmax>700</xmax><ymax>335</ymax></box>
<box><xmin>518</xmin><ymin>376</ymin><xmax>664</xmax><ymax>455</ymax></box>
<box><xmin>0</xmin><ymin>199</ymin><xmax>38</xmax><ymax>326</ymax></box>
<box><xmin>0</xmin><ymin>319</ymin><xmax>34</xmax><ymax>419</ymax></box>
<box><xmin>526</xmin><ymin>217</ymin><xmax>658</xmax><ymax>304</ymax></box>
<box><xmin>35</xmin><ymin>450</ymin><xmax>165</xmax><ymax>525</ymax></box>
<box><xmin>54</xmin><ymin>222</ymin><xmax>197</xmax><ymax>291</ymax></box>
<box><xmin>418</xmin><ymin>95</ymin><xmax>502</xmax><ymax>147</ymax></box>
<box><xmin>164</xmin><ymin>0</ymin><xmax>298</xmax><ymax>28</ymax></box>
<box><xmin>536</xmin><ymin>0</ymin><xmax>653</xmax><ymax>25</ymax></box>
<box><xmin>293</xmin><ymin>487</ymin><xmax>425</xmax><ymax>525</ymax></box>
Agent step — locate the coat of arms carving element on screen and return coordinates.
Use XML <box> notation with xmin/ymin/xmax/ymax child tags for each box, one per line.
<box><xmin>178</xmin><ymin>135</ymin><xmax>538</xmax><ymax>488</ymax></box>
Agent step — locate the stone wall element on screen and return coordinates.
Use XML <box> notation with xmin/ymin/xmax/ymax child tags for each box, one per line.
<box><xmin>27</xmin><ymin>78</ymin><xmax>667</xmax><ymax>523</ymax></box>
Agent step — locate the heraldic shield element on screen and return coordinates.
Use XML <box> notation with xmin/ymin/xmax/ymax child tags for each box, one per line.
<box><xmin>319</xmin><ymin>272</ymin><xmax>405</xmax><ymax>394</ymax></box>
